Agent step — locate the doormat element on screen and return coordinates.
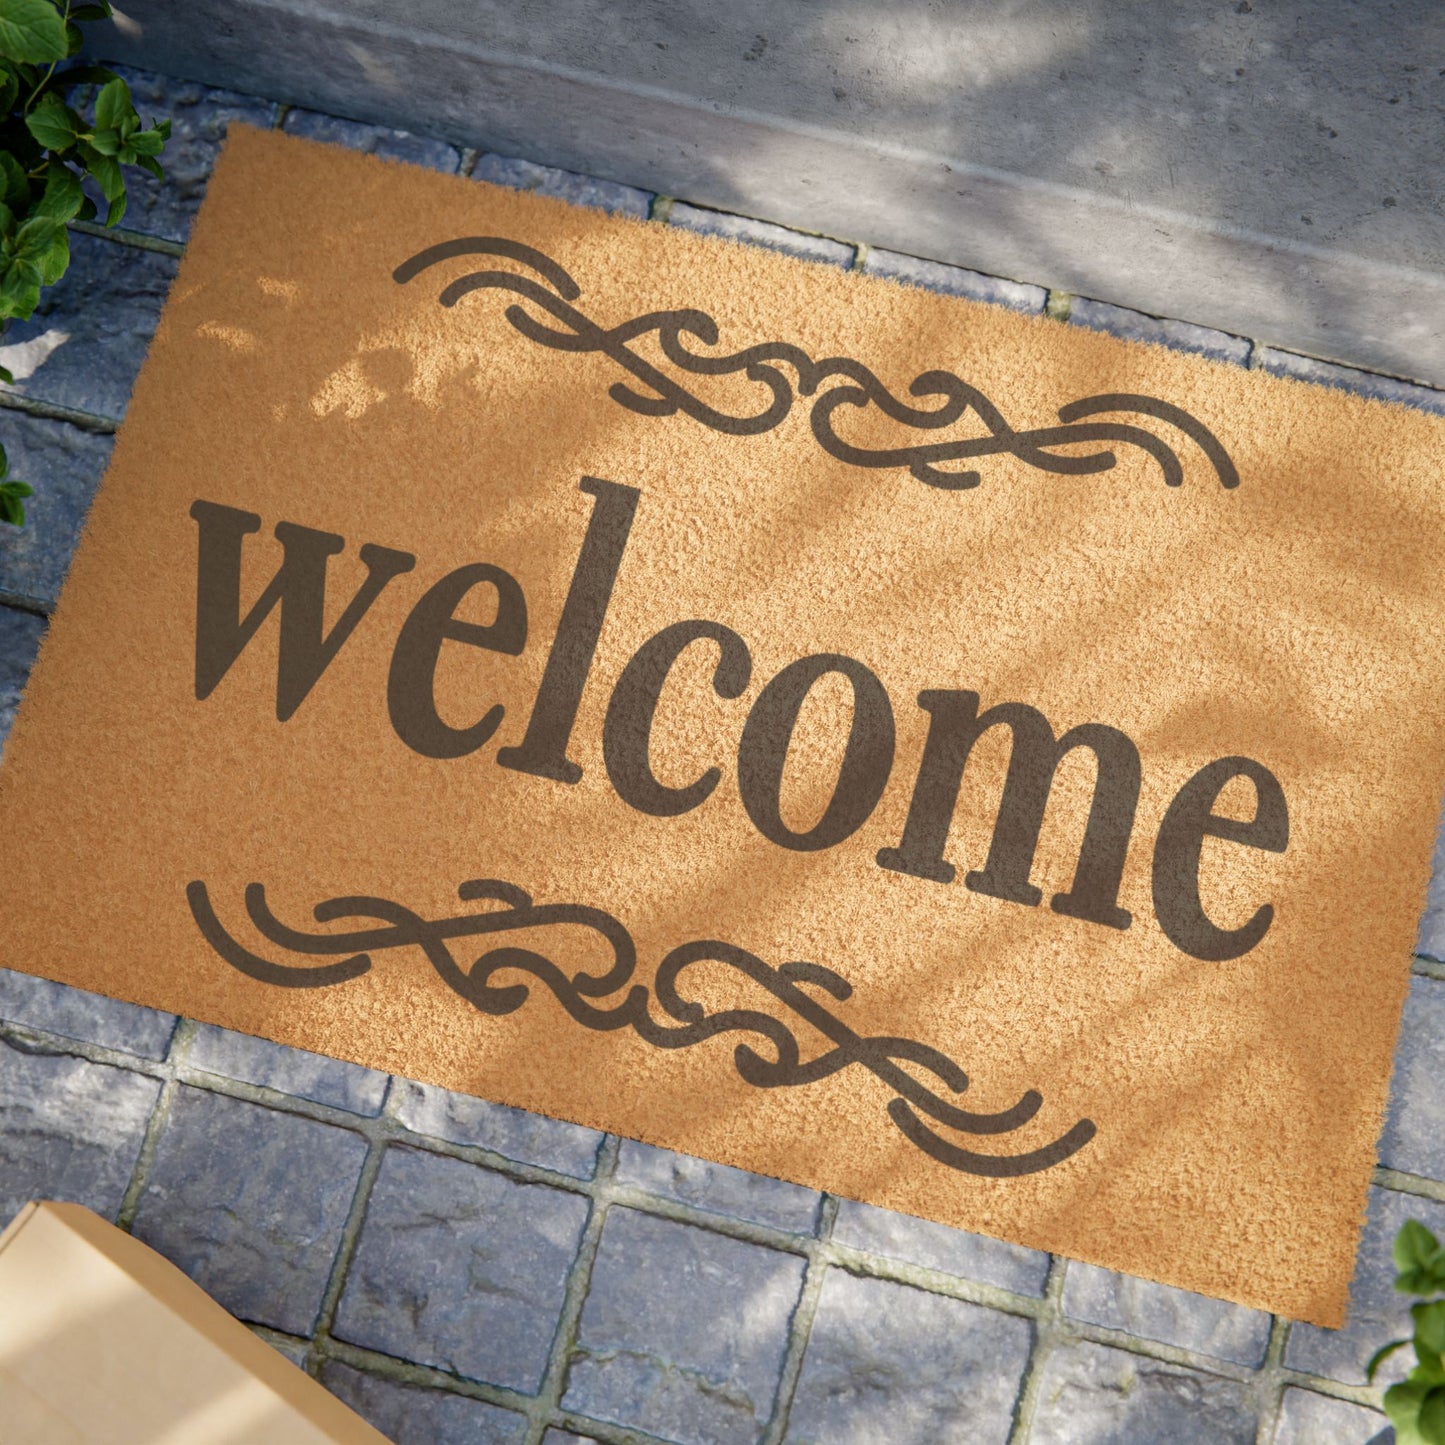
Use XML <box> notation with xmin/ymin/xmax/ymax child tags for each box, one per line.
<box><xmin>2</xmin><ymin>126</ymin><xmax>1442</xmax><ymax>1327</ymax></box>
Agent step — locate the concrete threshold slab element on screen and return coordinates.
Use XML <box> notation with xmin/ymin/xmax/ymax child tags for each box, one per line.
<box><xmin>99</xmin><ymin>0</ymin><xmax>1444</xmax><ymax>388</ymax></box>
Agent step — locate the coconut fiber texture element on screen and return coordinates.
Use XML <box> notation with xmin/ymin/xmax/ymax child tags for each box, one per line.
<box><xmin>3</xmin><ymin>126</ymin><xmax>1442</xmax><ymax>1327</ymax></box>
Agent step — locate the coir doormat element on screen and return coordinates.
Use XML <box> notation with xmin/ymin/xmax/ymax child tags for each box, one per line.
<box><xmin>3</xmin><ymin>126</ymin><xmax>1442</xmax><ymax>1326</ymax></box>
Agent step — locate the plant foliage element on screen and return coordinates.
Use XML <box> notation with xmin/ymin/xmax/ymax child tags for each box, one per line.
<box><xmin>1367</xmin><ymin>1220</ymin><xmax>1445</xmax><ymax>1444</ymax></box>
<box><xmin>0</xmin><ymin>0</ymin><xmax>170</xmax><ymax>523</ymax></box>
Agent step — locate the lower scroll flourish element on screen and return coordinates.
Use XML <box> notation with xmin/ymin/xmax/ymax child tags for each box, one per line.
<box><xmin>187</xmin><ymin>878</ymin><xmax>1096</xmax><ymax>1179</ymax></box>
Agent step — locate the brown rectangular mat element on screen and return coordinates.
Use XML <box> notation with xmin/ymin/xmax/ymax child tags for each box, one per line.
<box><xmin>3</xmin><ymin>125</ymin><xmax>1442</xmax><ymax>1326</ymax></box>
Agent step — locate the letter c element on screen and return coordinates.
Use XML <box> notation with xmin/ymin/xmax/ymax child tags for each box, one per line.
<box><xmin>603</xmin><ymin>619</ymin><xmax>752</xmax><ymax>817</ymax></box>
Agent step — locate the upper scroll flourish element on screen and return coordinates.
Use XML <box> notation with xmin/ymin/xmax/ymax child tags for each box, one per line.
<box><xmin>394</xmin><ymin>236</ymin><xmax>1239</xmax><ymax>493</ymax></box>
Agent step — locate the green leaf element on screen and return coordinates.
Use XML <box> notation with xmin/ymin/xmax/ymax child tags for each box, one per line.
<box><xmin>1418</xmin><ymin>1303</ymin><xmax>1445</xmax><ymax>1359</ymax></box>
<box><xmin>0</xmin><ymin>150</ymin><xmax>28</xmax><ymax>210</ymax></box>
<box><xmin>1387</xmin><ymin>1379</ymin><xmax>1432</xmax><ymax>1436</ymax></box>
<box><xmin>135</xmin><ymin>152</ymin><xmax>161</xmax><ymax>181</ymax></box>
<box><xmin>93</xmin><ymin>76</ymin><xmax>130</xmax><ymax>131</ymax></box>
<box><xmin>71</xmin><ymin>3</ymin><xmax>113</xmax><ymax>20</ymax></box>
<box><xmin>33</xmin><ymin>219</ymin><xmax>64</xmax><ymax>283</ymax></box>
<box><xmin>128</xmin><ymin>126</ymin><xmax>165</xmax><ymax>156</ymax></box>
<box><xmin>64</xmin><ymin>19</ymin><xmax>82</xmax><ymax>57</ymax></box>
<box><xmin>14</xmin><ymin>212</ymin><xmax>60</xmax><ymax>261</ymax></box>
<box><xmin>0</xmin><ymin>259</ymin><xmax>40</xmax><ymax>319</ymax></box>
<box><xmin>1369</xmin><ymin>1337</ymin><xmax>1414</xmax><ymax>1383</ymax></box>
<box><xmin>0</xmin><ymin>0</ymin><xmax>69</xmax><ymax>65</ymax></box>
<box><xmin>87</xmin><ymin>125</ymin><xmax>120</xmax><ymax>156</ymax></box>
<box><xmin>0</xmin><ymin>364</ymin><xmax>11</xmax><ymax>385</ymax></box>
<box><xmin>0</xmin><ymin>441</ymin><xmax>8</xmax><ymax>473</ymax></box>
<box><xmin>103</xmin><ymin>186</ymin><xmax>124</xmax><ymax>227</ymax></box>
<box><xmin>33</xmin><ymin>161</ymin><xmax>81</xmax><ymax>221</ymax></box>
<box><xmin>0</xmin><ymin>490</ymin><xmax>25</xmax><ymax>526</ymax></box>
<box><xmin>25</xmin><ymin>91</ymin><xmax>80</xmax><ymax>151</ymax></box>
<box><xmin>75</xmin><ymin>191</ymin><xmax>95</xmax><ymax>221</ymax></box>
<box><xmin>10</xmin><ymin>212</ymin><xmax>63</xmax><ymax>289</ymax></box>
<box><xmin>0</xmin><ymin>479</ymin><xmax>32</xmax><ymax>499</ymax></box>
<box><xmin>1421</xmin><ymin>1387</ymin><xmax>1445</xmax><ymax>1445</ymax></box>
<box><xmin>1397</xmin><ymin>1223</ymin><xmax>1443</xmax><ymax>1275</ymax></box>
<box><xmin>81</xmin><ymin>144</ymin><xmax>122</xmax><ymax>200</ymax></box>
<box><xmin>0</xmin><ymin>199</ymin><xmax>15</xmax><ymax>237</ymax></box>
<box><xmin>53</xmin><ymin>63</ymin><xmax>118</xmax><ymax>87</ymax></box>
<box><xmin>0</xmin><ymin>62</ymin><xmax>18</xmax><ymax>111</ymax></box>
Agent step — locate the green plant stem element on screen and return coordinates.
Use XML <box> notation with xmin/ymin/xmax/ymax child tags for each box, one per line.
<box><xmin>23</xmin><ymin>0</ymin><xmax>73</xmax><ymax>111</ymax></box>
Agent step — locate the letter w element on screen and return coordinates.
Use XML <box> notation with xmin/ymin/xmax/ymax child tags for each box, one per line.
<box><xmin>191</xmin><ymin>500</ymin><xmax>415</xmax><ymax>721</ymax></box>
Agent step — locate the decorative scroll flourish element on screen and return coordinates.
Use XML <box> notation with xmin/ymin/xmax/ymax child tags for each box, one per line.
<box><xmin>394</xmin><ymin>236</ymin><xmax>1238</xmax><ymax>492</ymax></box>
<box><xmin>188</xmin><ymin>879</ymin><xmax>1096</xmax><ymax>1179</ymax></box>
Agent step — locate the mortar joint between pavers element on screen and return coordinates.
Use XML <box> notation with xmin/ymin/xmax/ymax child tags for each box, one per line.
<box><xmin>0</xmin><ymin>385</ymin><xmax>118</xmax><ymax>435</ymax></box>
<box><xmin>306</xmin><ymin>1130</ymin><xmax>390</xmax><ymax>1357</ymax></box>
<box><xmin>0</xmin><ymin>1018</ymin><xmax>169</xmax><ymax>1076</ymax></box>
<box><xmin>601</xmin><ymin>1181</ymin><xmax>816</xmax><ymax>1259</ymax></box>
<box><xmin>518</xmin><ymin>1133</ymin><xmax>623</xmax><ymax>1445</ymax></box>
<box><xmin>850</xmin><ymin>240</ymin><xmax>870</xmax><ymax>271</ymax></box>
<box><xmin>1412</xmin><ymin>954</ymin><xmax>1445</xmax><ymax>982</ymax></box>
<box><xmin>311</xmin><ymin>1334</ymin><xmax>541</xmax><ymax>1417</ymax></box>
<box><xmin>758</xmin><ymin>1195</ymin><xmax>841</xmax><ymax>1445</ymax></box>
<box><xmin>1249</xmin><ymin>1313</ymin><xmax>1295</xmax><ymax>1445</ymax></box>
<box><xmin>819</xmin><ymin>1237</ymin><xmax>1044</xmax><ymax>1320</ymax></box>
<box><xmin>1374</xmin><ymin>1164</ymin><xmax>1445</xmax><ymax>1203</ymax></box>
<box><xmin>0</xmin><ymin>591</ymin><xmax>51</xmax><ymax>620</ymax></box>
<box><xmin>66</xmin><ymin>217</ymin><xmax>185</xmax><ymax>258</ymax></box>
<box><xmin>1273</xmin><ymin>1366</ymin><xmax>1387</xmax><ymax>1412</ymax></box>
<box><xmin>1043</xmin><ymin>290</ymin><xmax>1072</xmax><ymax>322</ymax></box>
<box><xmin>1006</xmin><ymin>1253</ymin><xmax>1069</xmax><ymax>1444</ymax></box>
<box><xmin>114</xmin><ymin>1018</ymin><xmax>197</xmax><ymax>1229</ymax></box>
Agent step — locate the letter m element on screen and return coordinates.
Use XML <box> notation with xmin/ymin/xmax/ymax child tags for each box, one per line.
<box><xmin>190</xmin><ymin>500</ymin><xmax>415</xmax><ymax>721</ymax></box>
<box><xmin>878</xmin><ymin>690</ymin><xmax>1141</xmax><ymax>930</ymax></box>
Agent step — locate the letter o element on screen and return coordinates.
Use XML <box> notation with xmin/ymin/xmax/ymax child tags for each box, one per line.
<box><xmin>737</xmin><ymin>653</ymin><xmax>896</xmax><ymax>851</ymax></box>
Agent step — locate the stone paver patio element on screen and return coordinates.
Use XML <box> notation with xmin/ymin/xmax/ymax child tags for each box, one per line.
<box><xmin>2</xmin><ymin>64</ymin><xmax>1442</xmax><ymax>1445</ymax></box>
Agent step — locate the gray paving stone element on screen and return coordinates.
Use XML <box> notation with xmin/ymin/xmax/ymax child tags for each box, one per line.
<box><xmin>283</xmin><ymin>108</ymin><xmax>461</xmax><ymax>172</ymax></box>
<box><xmin>1068</xmin><ymin>296</ymin><xmax>1252</xmax><ymax>366</ymax></box>
<box><xmin>473</xmin><ymin>153</ymin><xmax>652</xmax><ymax>217</ymax></box>
<box><xmin>188</xmin><ymin>1024</ymin><xmax>388</xmax><ymax>1115</ymax></box>
<box><xmin>830</xmin><ymin>1197</ymin><xmax>1049</xmax><ymax>1296</ymax></box>
<box><xmin>1256</xmin><ymin>348</ymin><xmax>1445</xmax><ymax>416</ymax></box>
<box><xmin>130</xmin><ymin>1086</ymin><xmax>367</xmax><ymax>1334</ymax></box>
<box><xmin>785</xmin><ymin>1270</ymin><xmax>1031</xmax><ymax>1445</ymax></box>
<box><xmin>0</xmin><ymin>970</ymin><xmax>176</xmax><ymax>1060</ymax></box>
<box><xmin>1272</xmin><ymin>1387</ymin><xmax>1392</xmax><ymax>1445</ymax></box>
<box><xmin>564</xmin><ymin>1207</ymin><xmax>805</xmax><ymax>1445</ymax></box>
<box><xmin>1416</xmin><ymin>813</ymin><xmax>1445</xmax><ymax>961</ymax></box>
<box><xmin>0</xmin><ymin>413</ymin><xmax>112</xmax><ymax>612</ymax></box>
<box><xmin>1379</xmin><ymin>976</ymin><xmax>1445</xmax><ymax>1181</ymax></box>
<box><xmin>862</xmin><ymin>247</ymin><xmax>1046</xmax><ymax>313</ymax></box>
<box><xmin>1061</xmin><ymin>1260</ymin><xmax>1271</xmax><ymax>1367</ymax></box>
<box><xmin>335</xmin><ymin>1145</ymin><xmax>588</xmax><ymax>1392</ymax></box>
<box><xmin>614</xmin><ymin>1139</ymin><xmax>819</xmax><ymax>1233</ymax></box>
<box><xmin>0</xmin><ymin>1035</ymin><xmax>160</xmax><ymax>1225</ymax></box>
<box><xmin>668</xmin><ymin>203</ymin><xmax>854</xmax><ymax>267</ymax></box>
<box><xmin>1286</xmin><ymin>1185</ymin><xmax>1445</xmax><ymax>1387</ymax></box>
<box><xmin>80</xmin><ymin>65</ymin><xmax>278</xmax><ymax>242</ymax></box>
<box><xmin>0</xmin><ymin>604</ymin><xmax>43</xmax><ymax>753</ymax></box>
<box><xmin>389</xmin><ymin>1079</ymin><xmax>601</xmax><ymax>1176</ymax></box>
<box><xmin>0</xmin><ymin>232</ymin><xmax>177</xmax><ymax>421</ymax></box>
<box><xmin>319</xmin><ymin>1361</ymin><xmax>526</xmax><ymax>1445</ymax></box>
<box><xmin>1028</xmin><ymin>1340</ymin><xmax>1257</xmax><ymax>1444</ymax></box>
